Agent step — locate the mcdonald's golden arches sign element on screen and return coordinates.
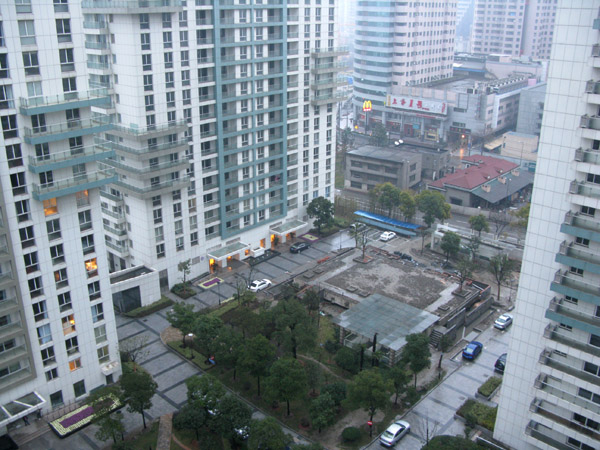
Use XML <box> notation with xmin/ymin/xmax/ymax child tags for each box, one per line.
<box><xmin>362</xmin><ymin>100</ymin><xmax>372</xmax><ymax>112</ymax></box>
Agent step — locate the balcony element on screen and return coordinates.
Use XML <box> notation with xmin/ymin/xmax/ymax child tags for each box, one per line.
<box><xmin>108</xmin><ymin>158</ymin><xmax>190</xmax><ymax>178</ymax></box>
<box><xmin>535</xmin><ymin>372</ymin><xmax>600</xmax><ymax>416</ymax></box>
<box><xmin>103</xmin><ymin>223</ymin><xmax>127</xmax><ymax>236</ymax></box>
<box><xmin>115</xmin><ymin>174</ymin><xmax>191</xmax><ymax>199</ymax></box>
<box><xmin>0</xmin><ymin>366</ymin><xmax>33</xmax><ymax>391</ymax></box>
<box><xmin>24</xmin><ymin>117</ymin><xmax>113</xmax><ymax>145</ymax></box>
<box><xmin>0</xmin><ymin>321</ymin><xmax>24</xmax><ymax>341</ymax></box>
<box><xmin>543</xmin><ymin>322</ymin><xmax>600</xmax><ymax>358</ymax></box>
<box><xmin>550</xmin><ymin>269</ymin><xmax>600</xmax><ymax>306</ymax></box>
<box><xmin>310</xmin><ymin>62</ymin><xmax>348</xmax><ymax>74</ymax></box>
<box><xmin>310</xmin><ymin>46</ymin><xmax>349</xmax><ymax>57</ymax></box>
<box><xmin>19</xmin><ymin>89</ymin><xmax>111</xmax><ymax>115</ymax></box>
<box><xmin>575</xmin><ymin>147</ymin><xmax>600</xmax><ymax>166</ymax></box>
<box><xmin>530</xmin><ymin>397</ymin><xmax>600</xmax><ymax>442</ymax></box>
<box><xmin>569</xmin><ymin>179</ymin><xmax>600</xmax><ymax>200</ymax></box>
<box><xmin>310</xmin><ymin>92</ymin><xmax>348</xmax><ymax>106</ymax></box>
<box><xmin>0</xmin><ymin>271</ymin><xmax>13</xmax><ymax>287</ymax></box>
<box><xmin>539</xmin><ymin>348</ymin><xmax>600</xmax><ymax>387</ymax></box>
<box><xmin>556</xmin><ymin>240</ymin><xmax>600</xmax><ymax>274</ymax></box>
<box><xmin>81</xmin><ymin>0</ymin><xmax>184</xmax><ymax>13</ymax></box>
<box><xmin>32</xmin><ymin>166</ymin><xmax>117</xmax><ymax>201</ymax></box>
<box><xmin>0</xmin><ymin>345</ymin><xmax>28</xmax><ymax>367</ymax></box>
<box><xmin>0</xmin><ymin>297</ymin><xmax>18</xmax><ymax>315</ymax></box>
<box><xmin>546</xmin><ymin>296</ymin><xmax>600</xmax><ymax>333</ymax></box>
<box><xmin>580</xmin><ymin>115</ymin><xmax>600</xmax><ymax>139</ymax></box>
<box><xmin>592</xmin><ymin>44</ymin><xmax>600</xmax><ymax>68</ymax></box>
<box><xmin>104</xmin><ymin>138</ymin><xmax>188</xmax><ymax>158</ymax></box>
<box><xmin>310</xmin><ymin>77</ymin><xmax>348</xmax><ymax>90</ymax></box>
<box><xmin>561</xmin><ymin>211</ymin><xmax>600</xmax><ymax>243</ymax></box>
<box><xmin>112</xmin><ymin>120</ymin><xmax>188</xmax><ymax>138</ymax></box>
<box><xmin>28</xmin><ymin>143</ymin><xmax>115</xmax><ymax>173</ymax></box>
<box><xmin>105</xmin><ymin>240</ymin><xmax>129</xmax><ymax>256</ymax></box>
<box><xmin>585</xmin><ymin>80</ymin><xmax>600</xmax><ymax>105</ymax></box>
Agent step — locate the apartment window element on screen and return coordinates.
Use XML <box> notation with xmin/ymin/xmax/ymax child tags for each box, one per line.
<box><xmin>2</xmin><ymin>115</ymin><xmax>18</xmax><ymax>139</ymax></box>
<box><xmin>59</xmin><ymin>48</ymin><xmax>74</xmax><ymax>72</ymax></box>
<box><xmin>180</xmin><ymin>30</ymin><xmax>188</xmax><ymax>47</ymax></box>
<box><xmin>41</xmin><ymin>347</ymin><xmax>56</xmax><ymax>367</ymax></box>
<box><xmin>54</xmin><ymin>268</ymin><xmax>68</xmax><ymax>288</ymax></box>
<box><xmin>141</xmin><ymin>33</ymin><xmax>150</xmax><ymax>50</ymax></box>
<box><xmin>56</xmin><ymin>19</ymin><xmax>71</xmax><ymax>42</ymax></box>
<box><xmin>19</xmin><ymin>225</ymin><xmax>34</xmax><ymax>248</ymax></box>
<box><xmin>155</xmin><ymin>226</ymin><xmax>164</xmax><ymax>242</ymax></box>
<box><xmin>33</xmin><ymin>300</ymin><xmax>48</xmax><ymax>322</ymax></box>
<box><xmin>156</xmin><ymin>243</ymin><xmax>165</xmax><ymax>258</ymax></box>
<box><xmin>50</xmin><ymin>244</ymin><xmax>65</xmax><ymax>265</ymax></box>
<box><xmin>58</xmin><ymin>292</ymin><xmax>72</xmax><ymax>313</ymax></box>
<box><xmin>165</xmin><ymin>72</ymin><xmax>174</xmax><ymax>88</ymax></box>
<box><xmin>570</xmin><ymin>267</ymin><xmax>584</xmax><ymax>276</ymax></box>
<box><xmin>176</xmin><ymin>237</ymin><xmax>184</xmax><ymax>251</ymax></box>
<box><xmin>15</xmin><ymin>199</ymin><xmax>30</xmax><ymax>222</ymax></box>
<box><xmin>142</xmin><ymin>54</ymin><xmax>152</xmax><ymax>71</ymax></box>
<box><xmin>579</xmin><ymin>387</ymin><xmax>600</xmax><ymax>405</ymax></box>
<box><xmin>18</xmin><ymin>21</ymin><xmax>35</xmax><ymax>45</ymax></box>
<box><xmin>182</xmin><ymin>70</ymin><xmax>190</xmax><ymax>86</ymax></box>
<box><xmin>190</xmin><ymin>231</ymin><xmax>198</xmax><ymax>246</ymax></box>
<box><xmin>162</xmin><ymin>12</ymin><xmax>172</xmax><ymax>28</ymax></box>
<box><xmin>581</xmin><ymin>206</ymin><xmax>595</xmax><ymax>216</ymax></box>
<box><xmin>6</xmin><ymin>144</ymin><xmax>22</xmax><ymax>167</ymax></box>
<box><xmin>88</xmin><ymin>281</ymin><xmax>100</xmax><ymax>300</ymax></box>
<box><xmin>166</xmin><ymin>91</ymin><xmax>175</xmax><ymax>108</ymax></box>
<box><xmin>29</xmin><ymin>277</ymin><xmax>42</xmax><ymax>298</ymax></box>
<box><xmin>65</xmin><ymin>336</ymin><xmax>78</xmax><ymax>356</ymax></box>
<box><xmin>22</xmin><ymin>51</ymin><xmax>39</xmax><ymax>75</ymax></box>
<box><xmin>181</xmin><ymin>50</ymin><xmax>189</xmax><ymax>66</ymax></box>
<box><xmin>91</xmin><ymin>304</ymin><xmax>104</xmax><ymax>323</ymax></box>
<box><xmin>37</xmin><ymin>324</ymin><xmax>52</xmax><ymax>345</ymax></box>
<box><xmin>164</xmin><ymin>52</ymin><xmax>173</xmax><ymax>69</ymax></box>
<box><xmin>73</xmin><ymin>380</ymin><xmax>86</xmax><ymax>398</ymax></box>
<box><xmin>62</xmin><ymin>77</ymin><xmax>77</xmax><ymax>96</ymax></box>
<box><xmin>78</xmin><ymin>210</ymin><xmax>91</xmax><ymax>231</ymax></box>
<box><xmin>163</xmin><ymin>31</ymin><xmax>172</xmax><ymax>48</ymax></box>
<box><xmin>139</xmin><ymin>13</ymin><xmax>150</xmax><ymax>29</ymax></box>
<box><xmin>94</xmin><ymin>325</ymin><xmax>107</xmax><ymax>344</ymax></box>
<box><xmin>81</xmin><ymin>235</ymin><xmax>94</xmax><ymax>255</ymax></box>
<box><xmin>68</xmin><ymin>358</ymin><xmax>81</xmax><ymax>372</ymax></box>
<box><xmin>31</xmin><ymin>114</ymin><xmax>47</xmax><ymax>134</ymax></box>
<box><xmin>45</xmin><ymin>367</ymin><xmax>58</xmax><ymax>381</ymax></box>
<box><xmin>97</xmin><ymin>345</ymin><xmax>110</xmax><ymax>363</ymax></box>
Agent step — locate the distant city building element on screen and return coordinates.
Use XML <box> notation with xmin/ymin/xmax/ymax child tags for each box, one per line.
<box><xmin>428</xmin><ymin>155</ymin><xmax>533</xmax><ymax>208</ymax></box>
<box><xmin>516</xmin><ymin>83</ymin><xmax>547</xmax><ymax>136</ymax></box>
<box><xmin>454</xmin><ymin>54</ymin><xmax>548</xmax><ymax>82</ymax></box>
<box><xmin>455</xmin><ymin>0</ymin><xmax>475</xmax><ymax>53</ymax></box>
<box><xmin>353</xmin><ymin>1</ymin><xmax>457</xmax><ymax>137</ymax></box>
<box><xmin>471</xmin><ymin>0</ymin><xmax>556</xmax><ymax>60</ymax></box>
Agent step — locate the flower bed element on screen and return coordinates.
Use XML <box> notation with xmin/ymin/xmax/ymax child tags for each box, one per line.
<box><xmin>49</xmin><ymin>394</ymin><xmax>122</xmax><ymax>438</ymax></box>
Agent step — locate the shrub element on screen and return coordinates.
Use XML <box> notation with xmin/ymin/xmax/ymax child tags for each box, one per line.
<box><xmin>124</xmin><ymin>297</ymin><xmax>174</xmax><ymax>318</ymax></box>
<box><xmin>404</xmin><ymin>386</ymin><xmax>421</xmax><ymax>405</ymax></box>
<box><xmin>300</xmin><ymin>417</ymin><xmax>310</xmax><ymax>427</ymax></box>
<box><xmin>334</xmin><ymin>347</ymin><xmax>359</xmax><ymax>374</ymax></box>
<box><xmin>341</xmin><ymin>426</ymin><xmax>361</xmax><ymax>442</ymax></box>
<box><xmin>321</xmin><ymin>382</ymin><xmax>347</xmax><ymax>407</ymax></box>
<box><xmin>171</xmin><ymin>283</ymin><xmax>195</xmax><ymax>299</ymax></box>
<box><xmin>422</xmin><ymin>435</ymin><xmax>481</xmax><ymax>450</ymax></box>
<box><xmin>324</xmin><ymin>339</ymin><xmax>340</xmax><ymax>354</ymax></box>
<box><xmin>457</xmin><ymin>399</ymin><xmax>497</xmax><ymax>431</ymax></box>
<box><xmin>478</xmin><ymin>376</ymin><xmax>502</xmax><ymax>397</ymax></box>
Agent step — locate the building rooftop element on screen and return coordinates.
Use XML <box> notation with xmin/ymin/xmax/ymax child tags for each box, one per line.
<box><xmin>333</xmin><ymin>293</ymin><xmax>439</xmax><ymax>352</ymax></box>
<box><xmin>347</xmin><ymin>145</ymin><xmax>420</xmax><ymax>163</ymax></box>
<box><xmin>429</xmin><ymin>155</ymin><xmax>518</xmax><ymax>191</ymax></box>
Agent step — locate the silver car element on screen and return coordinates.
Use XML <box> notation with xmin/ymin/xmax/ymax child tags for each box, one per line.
<box><xmin>494</xmin><ymin>313</ymin><xmax>513</xmax><ymax>330</ymax></box>
<box><xmin>379</xmin><ymin>420</ymin><xmax>410</xmax><ymax>447</ymax></box>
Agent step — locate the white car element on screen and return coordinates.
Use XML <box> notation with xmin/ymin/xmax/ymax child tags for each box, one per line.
<box><xmin>494</xmin><ymin>313</ymin><xmax>513</xmax><ymax>330</ymax></box>
<box><xmin>248</xmin><ymin>279</ymin><xmax>272</xmax><ymax>292</ymax></box>
<box><xmin>379</xmin><ymin>421</ymin><xmax>410</xmax><ymax>447</ymax></box>
<box><xmin>379</xmin><ymin>231</ymin><xmax>397</xmax><ymax>242</ymax></box>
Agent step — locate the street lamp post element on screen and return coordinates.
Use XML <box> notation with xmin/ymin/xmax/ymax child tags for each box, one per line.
<box><xmin>187</xmin><ymin>333</ymin><xmax>194</xmax><ymax>359</ymax></box>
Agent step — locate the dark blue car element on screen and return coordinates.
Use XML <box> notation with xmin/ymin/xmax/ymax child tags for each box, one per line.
<box><xmin>462</xmin><ymin>341</ymin><xmax>483</xmax><ymax>360</ymax></box>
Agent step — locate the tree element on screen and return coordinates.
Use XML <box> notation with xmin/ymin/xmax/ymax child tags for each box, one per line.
<box><xmin>440</xmin><ymin>231</ymin><xmax>461</xmax><ymax>262</ymax></box>
<box><xmin>213</xmin><ymin>327</ymin><xmax>244</xmax><ymax>380</ymax></box>
<box><xmin>273</xmin><ymin>298</ymin><xmax>317</xmax><ymax>359</ymax></box>
<box><xmin>369</xmin><ymin>122</ymin><xmax>388</xmax><ymax>147</ymax></box>
<box><xmin>185</xmin><ymin>374</ymin><xmax>226</xmax><ymax>414</ymax></box>
<box><xmin>465</xmin><ymin>236</ymin><xmax>480</xmax><ymax>260</ymax></box>
<box><xmin>347</xmin><ymin>368</ymin><xmax>392</xmax><ymax>435</ymax></box>
<box><xmin>489</xmin><ymin>253</ymin><xmax>517</xmax><ymax>302</ymax></box>
<box><xmin>119</xmin><ymin>335</ymin><xmax>150</xmax><ymax>366</ymax></box>
<box><xmin>309</xmin><ymin>392</ymin><xmax>336</xmax><ymax>432</ymax></box>
<box><xmin>398</xmin><ymin>190</ymin><xmax>416</xmax><ymax>221</ymax></box>
<box><xmin>307</xmin><ymin>197</ymin><xmax>335</xmax><ymax>235</ymax></box>
<box><xmin>173</xmin><ymin>403</ymin><xmax>207</xmax><ymax>441</ymax></box>
<box><xmin>387</xmin><ymin>365</ymin><xmax>410</xmax><ymax>405</ymax></box>
<box><xmin>192</xmin><ymin>314</ymin><xmax>224</xmax><ymax>356</ymax></box>
<box><xmin>120</xmin><ymin>369</ymin><xmax>158</xmax><ymax>429</ymax></box>
<box><xmin>247</xmin><ymin>417</ymin><xmax>291</xmax><ymax>450</ymax></box>
<box><xmin>401</xmin><ymin>333</ymin><xmax>431</xmax><ymax>388</ymax></box>
<box><xmin>489</xmin><ymin>210</ymin><xmax>511</xmax><ymax>239</ymax></box>
<box><xmin>304</xmin><ymin>360</ymin><xmax>322</xmax><ymax>396</ymax></box>
<box><xmin>239</xmin><ymin>335</ymin><xmax>275</xmax><ymax>397</ymax></box>
<box><xmin>301</xmin><ymin>288</ymin><xmax>321</xmax><ymax>318</ymax></box>
<box><xmin>264</xmin><ymin>358</ymin><xmax>307</xmax><ymax>416</ymax></box>
<box><xmin>372</xmin><ymin>183</ymin><xmax>400</xmax><ymax>217</ymax></box>
<box><xmin>350</xmin><ymin>227</ymin><xmax>369</xmax><ymax>260</ymax></box>
<box><xmin>94</xmin><ymin>413</ymin><xmax>125</xmax><ymax>444</ymax></box>
<box><xmin>456</xmin><ymin>257</ymin><xmax>475</xmax><ymax>291</ymax></box>
<box><xmin>167</xmin><ymin>302</ymin><xmax>197</xmax><ymax>346</ymax></box>
<box><xmin>212</xmin><ymin>395</ymin><xmax>252</xmax><ymax>446</ymax></box>
<box><xmin>178</xmin><ymin>259</ymin><xmax>192</xmax><ymax>284</ymax></box>
<box><xmin>334</xmin><ymin>346</ymin><xmax>359</xmax><ymax>374</ymax></box>
<box><xmin>321</xmin><ymin>382</ymin><xmax>347</xmax><ymax>408</ymax></box>
<box><xmin>416</xmin><ymin>190</ymin><xmax>451</xmax><ymax>229</ymax></box>
<box><xmin>513</xmin><ymin>203</ymin><xmax>530</xmax><ymax>228</ymax></box>
<box><xmin>89</xmin><ymin>386</ymin><xmax>124</xmax><ymax>444</ymax></box>
<box><xmin>468</xmin><ymin>214</ymin><xmax>489</xmax><ymax>237</ymax></box>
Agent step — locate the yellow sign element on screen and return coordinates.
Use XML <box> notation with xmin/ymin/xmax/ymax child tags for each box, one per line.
<box><xmin>362</xmin><ymin>100</ymin><xmax>372</xmax><ymax>112</ymax></box>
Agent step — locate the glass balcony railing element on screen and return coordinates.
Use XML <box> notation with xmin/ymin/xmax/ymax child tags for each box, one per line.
<box><xmin>19</xmin><ymin>89</ymin><xmax>110</xmax><ymax>114</ymax></box>
<box><xmin>32</xmin><ymin>167</ymin><xmax>117</xmax><ymax>201</ymax></box>
<box><xmin>28</xmin><ymin>142</ymin><xmax>115</xmax><ymax>170</ymax></box>
<box><xmin>82</xmin><ymin>0</ymin><xmax>183</xmax><ymax>11</ymax></box>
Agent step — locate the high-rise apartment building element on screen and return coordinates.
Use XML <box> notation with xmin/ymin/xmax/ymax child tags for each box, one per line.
<box><xmin>0</xmin><ymin>0</ymin><xmax>344</xmax><ymax>427</ymax></box>
<box><xmin>352</xmin><ymin>1</ymin><xmax>456</xmax><ymax>132</ymax></box>
<box><xmin>494</xmin><ymin>2</ymin><xmax>600</xmax><ymax>449</ymax></box>
<box><xmin>471</xmin><ymin>0</ymin><xmax>556</xmax><ymax>60</ymax></box>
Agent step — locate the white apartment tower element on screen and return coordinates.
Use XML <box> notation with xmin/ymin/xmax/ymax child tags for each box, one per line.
<box><xmin>0</xmin><ymin>1</ymin><xmax>121</xmax><ymax>428</ymax></box>
<box><xmin>494</xmin><ymin>2</ymin><xmax>600</xmax><ymax>449</ymax></box>
<box><xmin>86</xmin><ymin>0</ymin><xmax>345</xmax><ymax>287</ymax></box>
<box><xmin>352</xmin><ymin>1</ymin><xmax>456</xmax><ymax>132</ymax></box>
<box><xmin>471</xmin><ymin>0</ymin><xmax>556</xmax><ymax>60</ymax></box>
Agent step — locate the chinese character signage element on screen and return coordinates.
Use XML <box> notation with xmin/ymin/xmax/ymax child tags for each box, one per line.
<box><xmin>362</xmin><ymin>100</ymin><xmax>372</xmax><ymax>112</ymax></box>
<box><xmin>386</xmin><ymin>95</ymin><xmax>447</xmax><ymax>115</ymax></box>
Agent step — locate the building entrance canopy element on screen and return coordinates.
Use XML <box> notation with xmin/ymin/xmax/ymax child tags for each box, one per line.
<box><xmin>207</xmin><ymin>241</ymin><xmax>250</xmax><ymax>261</ymax></box>
<box><xmin>270</xmin><ymin>219</ymin><xmax>307</xmax><ymax>236</ymax></box>
<box><xmin>0</xmin><ymin>391</ymin><xmax>45</xmax><ymax>429</ymax></box>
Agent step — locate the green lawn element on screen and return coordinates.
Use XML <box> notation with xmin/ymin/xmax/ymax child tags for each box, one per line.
<box><xmin>124</xmin><ymin>421</ymin><xmax>159</xmax><ymax>449</ymax></box>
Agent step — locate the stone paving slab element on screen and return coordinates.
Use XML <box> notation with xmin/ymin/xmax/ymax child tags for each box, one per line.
<box><xmin>161</xmin><ymin>382</ymin><xmax>189</xmax><ymax>407</ymax></box>
<box><xmin>427</xmin><ymin>384</ymin><xmax>470</xmax><ymax>410</ymax></box>
<box><xmin>266</xmin><ymin>256</ymin><xmax>297</xmax><ymax>271</ymax></box>
<box><xmin>138</xmin><ymin>314</ymin><xmax>171</xmax><ymax>334</ymax></box>
<box><xmin>154</xmin><ymin>362</ymin><xmax>197</xmax><ymax>390</ymax></box>
<box><xmin>143</xmin><ymin>351</ymin><xmax>183</xmax><ymax>376</ymax></box>
<box><xmin>137</xmin><ymin>341</ymin><xmax>170</xmax><ymax>365</ymax></box>
<box><xmin>116</xmin><ymin>321</ymin><xmax>148</xmax><ymax>340</ymax></box>
<box><xmin>146</xmin><ymin>393</ymin><xmax>178</xmax><ymax>418</ymax></box>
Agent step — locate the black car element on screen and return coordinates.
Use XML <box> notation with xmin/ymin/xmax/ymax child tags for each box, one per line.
<box><xmin>495</xmin><ymin>353</ymin><xmax>507</xmax><ymax>374</ymax></box>
<box><xmin>290</xmin><ymin>242</ymin><xmax>310</xmax><ymax>253</ymax></box>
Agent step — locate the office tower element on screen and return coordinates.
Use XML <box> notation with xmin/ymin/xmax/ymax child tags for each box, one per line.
<box><xmin>471</xmin><ymin>0</ymin><xmax>556</xmax><ymax>60</ymax></box>
<box><xmin>494</xmin><ymin>2</ymin><xmax>600</xmax><ymax>449</ymax></box>
<box><xmin>0</xmin><ymin>0</ymin><xmax>344</xmax><ymax>424</ymax></box>
<box><xmin>87</xmin><ymin>0</ymin><xmax>345</xmax><ymax>285</ymax></box>
<box><xmin>352</xmin><ymin>1</ymin><xmax>456</xmax><ymax>132</ymax></box>
<box><xmin>0</xmin><ymin>1</ymin><xmax>121</xmax><ymax>426</ymax></box>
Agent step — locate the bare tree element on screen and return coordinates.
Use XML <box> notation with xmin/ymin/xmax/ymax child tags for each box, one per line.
<box><xmin>489</xmin><ymin>211</ymin><xmax>511</xmax><ymax>239</ymax></box>
<box><xmin>413</xmin><ymin>414</ymin><xmax>440</xmax><ymax>447</ymax></box>
<box><xmin>119</xmin><ymin>335</ymin><xmax>150</xmax><ymax>365</ymax></box>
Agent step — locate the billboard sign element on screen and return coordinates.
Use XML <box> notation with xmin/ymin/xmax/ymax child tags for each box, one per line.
<box><xmin>386</xmin><ymin>95</ymin><xmax>447</xmax><ymax>115</ymax></box>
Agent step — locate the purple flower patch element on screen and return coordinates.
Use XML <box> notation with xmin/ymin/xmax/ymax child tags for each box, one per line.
<box><xmin>59</xmin><ymin>406</ymin><xmax>94</xmax><ymax>429</ymax></box>
<box><xmin>49</xmin><ymin>394</ymin><xmax>122</xmax><ymax>438</ymax></box>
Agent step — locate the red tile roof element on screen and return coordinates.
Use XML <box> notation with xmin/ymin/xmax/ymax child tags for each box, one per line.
<box><xmin>429</xmin><ymin>156</ymin><xmax>518</xmax><ymax>191</ymax></box>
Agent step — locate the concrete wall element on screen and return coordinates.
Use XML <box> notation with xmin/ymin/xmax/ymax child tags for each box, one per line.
<box><xmin>110</xmin><ymin>266</ymin><xmax>161</xmax><ymax>308</ymax></box>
